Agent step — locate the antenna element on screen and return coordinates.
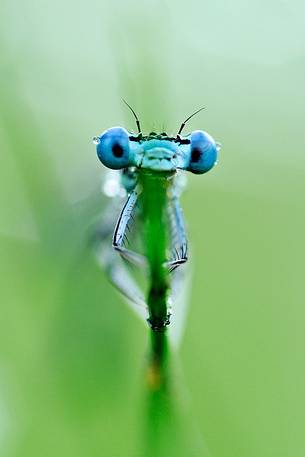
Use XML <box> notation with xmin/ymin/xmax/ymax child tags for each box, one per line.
<box><xmin>177</xmin><ymin>107</ymin><xmax>205</xmax><ymax>135</ymax></box>
<box><xmin>122</xmin><ymin>99</ymin><xmax>141</xmax><ymax>134</ymax></box>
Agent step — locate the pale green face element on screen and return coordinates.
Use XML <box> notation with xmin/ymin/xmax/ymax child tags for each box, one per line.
<box><xmin>132</xmin><ymin>139</ymin><xmax>180</xmax><ymax>172</ymax></box>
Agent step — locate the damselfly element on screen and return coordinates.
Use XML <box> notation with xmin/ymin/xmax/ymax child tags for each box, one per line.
<box><xmin>94</xmin><ymin>103</ymin><xmax>220</xmax><ymax>333</ymax></box>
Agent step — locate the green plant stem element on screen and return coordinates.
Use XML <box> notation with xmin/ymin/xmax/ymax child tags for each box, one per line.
<box><xmin>140</xmin><ymin>172</ymin><xmax>171</xmax><ymax>332</ymax></box>
<box><xmin>139</xmin><ymin>171</ymin><xmax>172</xmax><ymax>390</ymax></box>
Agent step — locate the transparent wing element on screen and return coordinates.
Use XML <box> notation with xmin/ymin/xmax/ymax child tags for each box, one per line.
<box><xmin>94</xmin><ymin>170</ymin><xmax>191</xmax><ymax>340</ymax></box>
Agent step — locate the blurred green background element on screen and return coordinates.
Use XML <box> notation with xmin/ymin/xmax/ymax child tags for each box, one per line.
<box><xmin>0</xmin><ymin>0</ymin><xmax>304</xmax><ymax>456</ymax></box>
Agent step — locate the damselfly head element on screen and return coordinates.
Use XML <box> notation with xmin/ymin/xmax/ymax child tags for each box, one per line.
<box><xmin>95</xmin><ymin>127</ymin><xmax>220</xmax><ymax>174</ymax></box>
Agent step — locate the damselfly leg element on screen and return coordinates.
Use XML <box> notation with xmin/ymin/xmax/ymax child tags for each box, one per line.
<box><xmin>112</xmin><ymin>187</ymin><xmax>147</xmax><ymax>268</ymax></box>
<box><xmin>167</xmin><ymin>195</ymin><xmax>188</xmax><ymax>272</ymax></box>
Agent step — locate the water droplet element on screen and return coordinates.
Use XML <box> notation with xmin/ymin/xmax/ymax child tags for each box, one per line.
<box><xmin>93</xmin><ymin>136</ymin><xmax>100</xmax><ymax>145</ymax></box>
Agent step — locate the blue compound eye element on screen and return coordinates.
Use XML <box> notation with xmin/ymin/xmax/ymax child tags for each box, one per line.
<box><xmin>95</xmin><ymin>127</ymin><xmax>131</xmax><ymax>170</ymax></box>
<box><xmin>187</xmin><ymin>130</ymin><xmax>218</xmax><ymax>174</ymax></box>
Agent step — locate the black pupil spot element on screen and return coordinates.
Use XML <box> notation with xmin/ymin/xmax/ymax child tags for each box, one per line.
<box><xmin>112</xmin><ymin>142</ymin><xmax>124</xmax><ymax>158</ymax></box>
<box><xmin>191</xmin><ymin>147</ymin><xmax>202</xmax><ymax>163</ymax></box>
